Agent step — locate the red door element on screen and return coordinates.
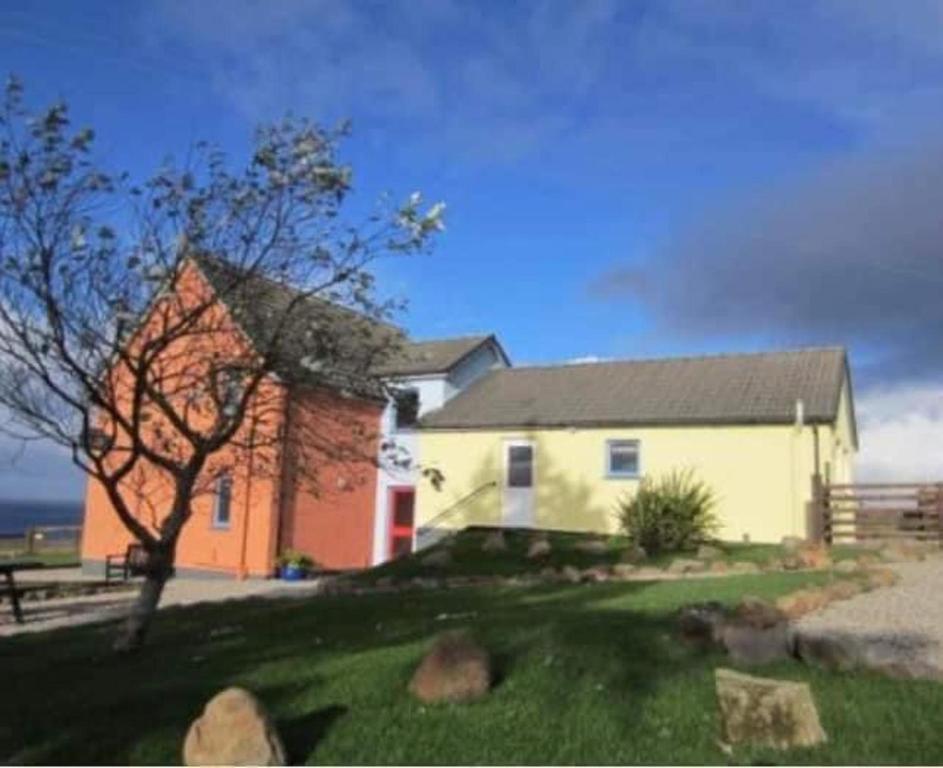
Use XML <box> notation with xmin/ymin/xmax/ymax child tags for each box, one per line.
<box><xmin>388</xmin><ymin>487</ymin><xmax>415</xmax><ymax>559</ymax></box>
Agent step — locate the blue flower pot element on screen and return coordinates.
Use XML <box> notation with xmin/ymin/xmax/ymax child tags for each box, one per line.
<box><xmin>281</xmin><ymin>564</ymin><xmax>306</xmax><ymax>581</ymax></box>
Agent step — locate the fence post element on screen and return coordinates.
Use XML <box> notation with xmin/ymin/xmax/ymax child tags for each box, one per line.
<box><xmin>24</xmin><ymin>526</ymin><xmax>34</xmax><ymax>555</ymax></box>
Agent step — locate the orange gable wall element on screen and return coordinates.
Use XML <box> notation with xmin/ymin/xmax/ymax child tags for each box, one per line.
<box><xmin>277</xmin><ymin>387</ymin><xmax>383</xmax><ymax>571</ymax></box>
<box><xmin>81</xmin><ymin>260</ymin><xmax>385</xmax><ymax>577</ymax></box>
<box><xmin>81</xmin><ymin>261</ymin><xmax>287</xmax><ymax>577</ymax></box>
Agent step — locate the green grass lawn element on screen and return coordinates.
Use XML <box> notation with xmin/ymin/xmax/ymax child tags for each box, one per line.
<box><xmin>2</xmin><ymin>569</ymin><xmax>941</xmax><ymax>765</ymax></box>
<box><xmin>358</xmin><ymin>527</ymin><xmax>863</xmax><ymax>583</ymax></box>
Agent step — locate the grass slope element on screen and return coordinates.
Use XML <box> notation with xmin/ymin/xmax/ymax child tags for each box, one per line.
<box><xmin>2</xmin><ymin>569</ymin><xmax>942</xmax><ymax>765</ymax></box>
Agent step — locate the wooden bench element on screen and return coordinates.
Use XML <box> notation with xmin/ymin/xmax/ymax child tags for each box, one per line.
<box><xmin>0</xmin><ymin>562</ymin><xmax>47</xmax><ymax>624</ymax></box>
<box><xmin>105</xmin><ymin>544</ymin><xmax>149</xmax><ymax>584</ymax></box>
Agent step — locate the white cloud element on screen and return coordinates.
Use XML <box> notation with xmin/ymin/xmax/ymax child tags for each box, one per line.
<box><xmin>855</xmin><ymin>384</ymin><xmax>943</xmax><ymax>482</ymax></box>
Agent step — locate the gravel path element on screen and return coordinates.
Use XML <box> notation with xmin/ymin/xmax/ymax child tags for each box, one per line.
<box><xmin>795</xmin><ymin>555</ymin><xmax>943</xmax><ymax>677</ymax></box>
<box><xmin>0</xmin><ymin>568</ymin><xmax>326</xmax><ymax>636</ymax></box>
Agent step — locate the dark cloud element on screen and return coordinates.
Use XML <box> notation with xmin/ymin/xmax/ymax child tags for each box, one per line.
<box><xmin>590</xmin><ymin>134</ymin><xmax>943</xmax><ymax>388</ymax></box>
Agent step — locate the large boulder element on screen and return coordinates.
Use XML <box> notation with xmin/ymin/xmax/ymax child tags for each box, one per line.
<box><xmin>720</xmin><ymin>621</ymin><xmax>792</xmax><ymax>665</ymax></box>
<box><xmin>715</xmin><ymin>668</ymin><xmax>827</xmax><ymax>750</ymax></box>
<box><xmin>183</xmin><ymin>687</ymin><xmax>286</xmax><ymax>766</ymax></box>
<box><xmin>527</xmin><ymin>537</ymin><xmax>552</xmax><ymax>559</ymax></box>
<box><xmin>794</xmin><ymin>629</ymin><xmax>943</xmax><ymax>681</ymax></box>
<box><xmin>678</xmin><ymin>602</ymin><xmax>727</xmax><ymax>649</ymax></box>
<box><xmin>409</xmin><ymin>631</ymin><xmax>491</xmax><ymax>703</ymax></box>
<box><xmin>481</xmin><ymin>530</ymin><xmax>507</xmax><ymax>553</ymax></box>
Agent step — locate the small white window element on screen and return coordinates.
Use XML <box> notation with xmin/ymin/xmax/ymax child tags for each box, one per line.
<box><xmin>212</xmin><ymin>473</ymin><xmax>233</xmax><ymax>528</ymax></box>
<box><xmin>607</xmin><ymin>440</ymin><xmax>640</xmax><ymax>478</ymax></box>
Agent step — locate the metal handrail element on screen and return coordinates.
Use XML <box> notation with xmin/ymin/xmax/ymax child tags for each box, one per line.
<box><xmin>419</xmin><ymin>480</ymin><xmax>498</xmax><ymax>533</ymax></box>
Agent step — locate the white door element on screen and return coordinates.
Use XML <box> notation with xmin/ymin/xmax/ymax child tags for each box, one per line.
<box><xmin>503</xmin><ymin>440</ymin><xmax>535</xmax><ymax>527</ymax></box>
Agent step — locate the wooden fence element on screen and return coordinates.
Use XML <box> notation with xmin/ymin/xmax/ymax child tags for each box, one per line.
<box><xmin>811</xmin><ymin>480</ymin><xmax>943</xmax><ymax>545</ymax></box>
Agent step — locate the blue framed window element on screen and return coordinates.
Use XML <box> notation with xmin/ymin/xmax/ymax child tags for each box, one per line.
<box><xmin>212</xmin><ymin>473</ymin><xmax>233</xmax><ymax>529</ymax></box>
<box><xmin>606</xmin><ymin>440</ymin><xmax>640</xmax><ymax>478</ymax></box>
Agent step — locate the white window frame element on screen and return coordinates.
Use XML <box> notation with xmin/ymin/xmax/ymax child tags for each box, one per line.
<box><xmin>212</xmin><ymin>473</ymin><xmax>233</xmax><ymax>529</ymax></box>
<box><xmin>606</xmin><ymin>439</ymin><xmax>640</xmax><ymax>479</ymax></box>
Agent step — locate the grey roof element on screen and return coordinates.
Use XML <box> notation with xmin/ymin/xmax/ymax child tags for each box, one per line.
<box><xmin>193</xmin><ymin>256</ymin><xmax>498</xmax><ymax>395</ymax></box>
<box><xmin>421</xmin><ymin>347</ymin><xmax>851</xmax><ymax>430</ymax></box>
<box><xmin>376</xmin><ymin>335</ymin><xmax>504</xmax><ymax>376</ymax></box>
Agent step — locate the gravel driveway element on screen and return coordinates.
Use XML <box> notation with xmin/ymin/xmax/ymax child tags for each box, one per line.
<box><xmin>0</xmin><ymin>568</ymin><xmax>325</xmax><ymax>637</ymax></box>
<box><xmin>795</xmin><ymin>554</ymin><xmax>943</xmax><ymax>678</ymax></box>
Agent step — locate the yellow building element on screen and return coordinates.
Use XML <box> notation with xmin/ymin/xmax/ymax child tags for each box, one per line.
<box><xmin>414</xmin><ymin>347</ymin><xmax>856</xmax><ymax>545</ymax></box>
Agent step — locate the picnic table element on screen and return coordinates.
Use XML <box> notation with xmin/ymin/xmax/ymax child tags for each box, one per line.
<box><xmin>0</xmin><ymin>561</ymin><xmax>47</xmax><ymax>624</ymax></box>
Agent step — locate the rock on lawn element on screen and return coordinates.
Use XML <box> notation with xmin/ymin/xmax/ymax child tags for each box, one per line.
<box><xmin>409</xmin><ymin>631</ymin><xmax>491</xmax><ymax>703</ymax></box>
<box><xmin>715</xmin><ymin>668</ymin><xmax>827</xmax><ymax>751</ymax></box>
<box><xmin>183</xmin><ymin>687</ymin><xmax>286</xmax><ymax>766</ymax></box>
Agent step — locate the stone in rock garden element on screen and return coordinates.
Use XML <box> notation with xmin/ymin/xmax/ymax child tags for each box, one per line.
<box><xmin>795</xmin><ymin>543</ymin><xmax>831</xmax><ymax>570</ymax></box>
<box><xmin>729</xmin><ymin>561</ymin><xmax>761</xmax><ymax>574</ymax></box>
<box><xmin>714</xmin><ymin>668</ymin><xmax>827</xmax><ymax>750</ymax></box>
<box><xmin>780</xmin><ymin>554</ymin><xmax>802</xmax><ymax>571</ymax></box>
<box><xmin>775</xmin><ymin>588</ymin><xmax>829</xmax><ymax>620</ymax></box>
<box><xmin>668</xmin><ymin>558</ymin><xmax>706</xmax><ymax>575</ymax></box>
<box><xmin>375</xmin><ymin>576</ymin><xmax>395</xmax><ymax>589</ymax></box>
<box><xmin>794</xmin><ymin>629</ymin><xmax>943</xmax><ymax>681</ymax></box>
<box><xmin>833</xmin><ymin>560</ymin><xmax>859</xmax><ymax>574</ymax></box>
<box><xmin>408</xmin><ymin>631</ymin><xmax>491</xmax><ymax>703</ymax></box>
<box><xmin>696</xmin><ymin>544</ymin><xmax>723</xmax><ymax>560</ymax></box>
<box><xmin>856</xmin><ymin>553</ymin><xmax>881</xmax><ymax>567</ymax></box>
<box><xmin>610</xmin><ymin>563</ymin><xmax>636</xmax><ymax>580</ymax></box>
<box><xmin>720</xmin><ymin>621</ymin><xmax>792</xmax><ymax>665</ymax></box>
<box><xmin>183</xmin><ymin>687</ymin><xmax>286</xmax><ymax>766</ymax></box>
<box><xmin>561</xmin><ymin>565</ymin><xmax>582</xmax><ymax>583</ymax></box>
<box><xmin>527</xmin><ymin>538</ymin><xmax>552</xmax><ymax>559</ymax></box>
<box><xmin>575</xmin><ymin>538</ymin><xmax>608</xmax><ymax>555</ymax></box>
<box><xmin>481</xmin><ymin>530</ymin><xmax>507</xmax><ymax>552</ymax></box>
<box><xmin>733</xmin><ymin>597</ymin><xmax>786</xmax><ymax>629</ymax></box>
<box><xmin>421</xmin><ymin>548</ymin><xmax>452</xmax><ymax>568</ymax></box>
<box><xmin>709</xmin><ymin>560</ymin><xmax>729</xmax><ymax>574</ymax></box>
<box><xmin>621</xmin><ymin>543</ymin><xmax>648</xmax><ymax>564</ymax></box>
<box><xmin>822</xmin><ymin>579</ymin><xmax>862</xmax><ymax>602</ymax></box>
<box><xmin>678</xmin><ymin>602</ymin><xmax>727</xmax><ymax>649</ymax></box>
<box><xmin>580</xmin><ymin>565</ymin><xmax>610</xmax><ymax>583</ymax></box>
<box><xmin>635</xmin><ymin>566</ymin><xmax>667</xmax><ymax>580</ymax></box>
<box><xmin>865</xmin><ymin>567</ymin><xmax>899</xmax><ymax>589</ymax></box>
<box><xmin>539</xmin><ymin>566</ymin><xmax>559</xmax><ymax>581</ymax></box>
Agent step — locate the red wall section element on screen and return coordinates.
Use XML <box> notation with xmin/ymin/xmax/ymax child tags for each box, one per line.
<box><xmin>278</xmin><ymin>387</ymin><xmax>383</xmax><ymax>570</ymax></box>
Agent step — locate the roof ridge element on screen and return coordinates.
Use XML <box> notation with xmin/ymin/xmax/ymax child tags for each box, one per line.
<box><xmin>506</xmin><ymin>345</ymin><xmax>846</xmax><ymax>372</ymax></box>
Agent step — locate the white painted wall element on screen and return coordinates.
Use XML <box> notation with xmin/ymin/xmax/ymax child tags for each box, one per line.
<box><xmin>370</xmin><ymin>340</ymin><xmax>507</xmax><ymax>564</ymax></box>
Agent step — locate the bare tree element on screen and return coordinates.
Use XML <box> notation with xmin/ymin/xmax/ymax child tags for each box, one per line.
<box><xmin>0</xmin><ymin>77</ymin><xmax>444</xmax><ymax>650</ymax></box>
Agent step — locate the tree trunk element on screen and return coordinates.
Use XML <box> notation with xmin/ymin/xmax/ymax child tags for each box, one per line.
<box><xmin>113</xmin><ymin>561</ymin><xmax>171</xmax><ymax>653</ymax></box>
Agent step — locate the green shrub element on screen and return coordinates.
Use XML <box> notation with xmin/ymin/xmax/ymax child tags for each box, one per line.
<box><xmin>276</xmin><ymin>549</ymin><xmax>315</xmax><ymax>570</ymax></box>
<box><xmin>616</xmin><ymin>469</ymin><xmax>719</xmax><ymax>555</ymax></box>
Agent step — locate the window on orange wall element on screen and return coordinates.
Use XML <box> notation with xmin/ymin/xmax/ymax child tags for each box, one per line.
<box><xmin>212</xmin><ymin>473</ymin><xmax>233</xmax><ymax>529</ymax></box>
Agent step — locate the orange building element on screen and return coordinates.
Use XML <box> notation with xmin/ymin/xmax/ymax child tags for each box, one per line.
<box><xmin>81</xmin><ymin>257</ymin><xmax>509</xmax><ymax>578</ymax></box>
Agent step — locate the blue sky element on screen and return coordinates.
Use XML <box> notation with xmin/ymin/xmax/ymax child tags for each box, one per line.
<box><xmin>2</xmin><ymin>0</ymin><xmax>943</xmax><ymax>500</ymax></box>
